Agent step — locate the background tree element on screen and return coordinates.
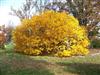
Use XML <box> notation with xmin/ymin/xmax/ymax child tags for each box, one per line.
<box><xmin>10</xmin><ymin>0</ymin><xmax>49</xmax><ymax>20</ymax></box>
<box><xmin>0</xmin><ymin>22</ymin><xmax>14</xmax><ymax>48</ymax></box>
<box><xmin>6</xmin><ymin>21</ymin><xmax>14</xmax><ymax>43</ymax></box>
<box><xmin>66</xmin><ymin>0</ymin><xmax>100</xmax><ymax>39</ymax></box>
<box><xmin>0</xmin><ymin>25</ymin><xmax>7</xmax><ymax>49</ymax></box>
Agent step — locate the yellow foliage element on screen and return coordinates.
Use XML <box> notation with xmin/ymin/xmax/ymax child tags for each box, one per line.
<box><xmin>12</xmin><ymin>10</ymin><xmax>90</xmax><ymax>57</ymax></box>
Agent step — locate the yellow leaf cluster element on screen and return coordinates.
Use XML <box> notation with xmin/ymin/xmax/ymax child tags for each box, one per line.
<box><xmin>12</xmin><ymin>10</ymin><xmax>90</xmax><ymax>57</ymax></box>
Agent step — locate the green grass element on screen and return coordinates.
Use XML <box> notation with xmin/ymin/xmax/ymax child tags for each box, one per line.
<box><xmin>0</xmin><ymin>45</ymin><xmax>100</xmax><ymax>75</ymax></box>
<box><xmin>59</xmin><ymin>62</ymin><xmax>100</xmax><ymax>75</ymax></box>
<box><xmin>0</xmin><ymin>51</ymin><xmax>54</xmax><ymax>75</ymax></box>
<box><xmin>5</xmin><ymin>42</ymin><xmax>14</xmax><ymax>50</ymax></box>
<box><xmin>57</xmin><ymin>55</ymin><xmax>100</xmax><ymax>75</ymax></box>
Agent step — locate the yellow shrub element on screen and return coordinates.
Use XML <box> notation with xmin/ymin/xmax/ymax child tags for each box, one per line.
<box><xmin>12</xmin><ymin>10</ymin><xmax>90</xmax><ymax>57</ymax></box>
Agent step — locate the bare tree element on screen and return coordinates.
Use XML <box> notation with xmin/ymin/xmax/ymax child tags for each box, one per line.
<box><xmin>10</xmin><ymin>0</ymin><xmax>49</xmax><ymax>20</ymax></box>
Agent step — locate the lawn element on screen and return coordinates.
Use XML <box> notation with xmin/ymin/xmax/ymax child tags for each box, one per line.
<box><xmin>0</xmin><ymin>44</ymin><xmax>100</xmax><ymax>75</ymax></box>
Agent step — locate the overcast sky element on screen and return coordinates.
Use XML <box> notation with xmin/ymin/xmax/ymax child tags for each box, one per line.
<box><xmin>0</xmin><ymin>0</ymin><xmax>25</xmax><ymax>27</ymax></box>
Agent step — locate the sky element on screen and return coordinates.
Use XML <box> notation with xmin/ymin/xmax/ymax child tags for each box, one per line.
<box><xmin>0</xmin><ymin>0</ymin><xmax>25</xmax><ymax>27</ymax></box>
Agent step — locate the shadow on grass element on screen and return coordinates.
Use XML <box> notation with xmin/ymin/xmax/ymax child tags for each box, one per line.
<box><xmin>0</xmin><ymin>50</ymin><xmax>54</xmax><ymax>75</ymax></box>
<box><xmin>0</xmin><ymin>48</ymin><xmax>14</xmax><ymax>54</ymax></box>
<box><xmin>57</xmin><ymin>62</ymin><xmax>100</xmax><ymax>75</ymax></box>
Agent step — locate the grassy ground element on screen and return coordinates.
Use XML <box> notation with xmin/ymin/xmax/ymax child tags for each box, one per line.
<box><xmin>0</xmin><ymin>43</ymin><xmax>100</xmax><ymax>75</ymax></box>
